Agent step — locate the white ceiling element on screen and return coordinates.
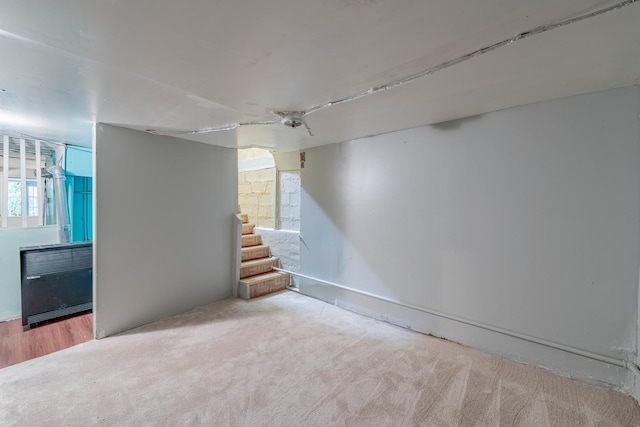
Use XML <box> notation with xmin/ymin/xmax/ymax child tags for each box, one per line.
<box><xmin>0</xmin><ymin>0</ymin><xmax>638</xmax><ymax>151</ymax></box>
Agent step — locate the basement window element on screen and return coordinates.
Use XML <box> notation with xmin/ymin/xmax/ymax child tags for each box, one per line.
<box><xmin>0</xmin><ymin>135</ymin><xmax>61</xmax><ymax>228</ymax></box>
<box><xmin>7</xmin><ymin>178</ymin><xmax>38</xmax><ymax>216</ymax></box>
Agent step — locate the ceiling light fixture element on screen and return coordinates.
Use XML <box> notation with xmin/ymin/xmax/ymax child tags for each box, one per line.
<box><xmin>277</xmin><ymin>112</ymin><xmax>305</xmax><ymax>129</ymax></box>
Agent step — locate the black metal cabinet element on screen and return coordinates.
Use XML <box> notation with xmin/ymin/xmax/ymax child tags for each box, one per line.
<box><xmin>20</xmin><ymin>242</ymin><xmax>93</xmax><ymax>327</ymax></box>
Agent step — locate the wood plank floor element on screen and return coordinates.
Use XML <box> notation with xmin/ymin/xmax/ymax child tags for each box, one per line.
<box><xmin>0</xmin><ymin>312</ymin><xmax>93</xmax><ymax>369</ymax></box>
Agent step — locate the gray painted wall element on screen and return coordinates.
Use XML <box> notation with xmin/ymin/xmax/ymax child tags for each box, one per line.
<box><xmin>300</xmin><ymin>86</ymin><xmax>640</xmax><ymax>391</ymax></box>
<box><xmin>94</xmin><ymin>124</ymin><xmax>237</xmax><ymax>338</ymax></box>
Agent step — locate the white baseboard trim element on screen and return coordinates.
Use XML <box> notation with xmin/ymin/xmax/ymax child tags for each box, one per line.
<box><xmin>0</xmin><ymin>313</ymin><xmax>20</xmax><ymax>323</ymax></box>
<box><xmin>298</xmin><ymin>281</ymin><xmax>634</xmax><ymax>394</ymax></box>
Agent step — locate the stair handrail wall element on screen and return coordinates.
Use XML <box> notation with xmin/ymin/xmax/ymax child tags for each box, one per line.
<box><xmin>232</xmin><ymin>213</ymin><xmax>243</xmax><ymax>297</ymax></box>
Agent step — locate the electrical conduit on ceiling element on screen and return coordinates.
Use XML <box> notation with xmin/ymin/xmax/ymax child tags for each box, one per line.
<box><xmin>152</xmin><ymin>0</ymin><xmax>640</xmax><ymax>138</ymax></box>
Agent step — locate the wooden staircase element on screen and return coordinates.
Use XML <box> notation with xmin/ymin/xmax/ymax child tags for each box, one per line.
<box><xmin>239</xmin><ymin>214</ymin><xmax>290</xmax><ymax>299</ymax></box>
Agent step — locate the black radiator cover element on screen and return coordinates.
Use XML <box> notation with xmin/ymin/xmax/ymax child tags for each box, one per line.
<box><xmin>20</xmin><ymin>242</ymin><xmax>92</xmax><ymax>327</ymax></box>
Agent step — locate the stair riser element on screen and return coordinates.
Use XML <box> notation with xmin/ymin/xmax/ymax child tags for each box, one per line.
<box><xmin>242</xmin><ymin>224</ymin><xmax>255</xmax><ymax>235</ymax></box>
<box><xmin>241</xmin><ymin>246</ymin><xmax>270</xmax><ymax>261</ymax></box>
<box><xmin>241</xmin><ymin>214</ymin><xmax>249</xmax><ymax>224</ymax></box>
<box><xmin>242</xmin><ymin>234</ymin><xmax>262</xmax><ymax>247</ymax></box>
<box><xmin>240</xmin><ymin>259</ymin><xmax>279</xmax><ymax>279</ymax></box>
<box><xmin>239</xmin><ymin>274</ymin><xmax>289</xmax><ymax>299</ymax></box>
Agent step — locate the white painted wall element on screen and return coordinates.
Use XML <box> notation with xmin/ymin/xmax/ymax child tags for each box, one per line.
<box><xmin>94</xmin><ymin>124</ymin><xmax>237</xmax><ymax>338</ymax></box>
<box><xmin>255</xmin><ymin>227</ymin><xmax>300</xmax><ymax>287</ymax></box>
<box><xmin>300</xmin><ymin>86</ymin><xmax>640</xmax><ymax>391</ymax></box>
<box><xmin>278</xmin><ymin>171</ymin><xmax>300</xmax><ymax>231</ymax></box>
<box><xmin>0</xmin><ymin>226</ymin><xmax>60</xmax><ymax>321</ymax></box>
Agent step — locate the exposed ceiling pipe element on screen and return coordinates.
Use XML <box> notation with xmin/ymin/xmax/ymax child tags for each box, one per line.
<box><xmin>44</xmin><ymin>165</ymin><xmax>71</xmax><ymax>244</ymax></box>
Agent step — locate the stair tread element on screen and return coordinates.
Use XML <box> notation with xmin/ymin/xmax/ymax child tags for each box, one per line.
<box><xmin>241</xmin><ymin>244</ymin><xmax>269</xmax><ymax>251</ymax></box>
<box><xmin>241</xmin><ymin>233</ymin><xmax>263</xmax><ymax>247</ymax></box>
<box><xmin>240</xmin><ymin>271</ymin><xmax>288</xmax><ymax>285</ymax></box>
<box><xmin>240</xmin><ymin>257</ymin><xmax>279</xmax><ymax>279</ymax></box>
<box><xmin>241</xmin><ymin>223</ymin><xmax>256</xmax><ymax>235</ymax></box>
<box><xmin>241</xmin><ymin>256</ymin><xmax>279</xmax><ymax>267</ymax></box>
<box><xmin>241</xmin><ymin>244</ymin><xmax>271</xmax><ymax>261</ymax></box>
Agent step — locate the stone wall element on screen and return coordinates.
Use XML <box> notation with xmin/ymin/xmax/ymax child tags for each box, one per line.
<box><xmin>238</xmin><ymin>167</ymin><xmax>276</xmax><ymax>228</ymax></box>
<box><xmin>278</xmin><ymin>170</ymin><xmax>300</xmax><ymax>231</ymax></box>
<box><xmin>256</xmin><ymin>227</ymin><xmax>300</xmax><ymax>287</ymax></box>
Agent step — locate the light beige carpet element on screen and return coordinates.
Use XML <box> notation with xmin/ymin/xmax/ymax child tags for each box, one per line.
<box><xmin>0</xmin><ymin>291</ymin><xmax>638</xmax><ymax>426</ymax></box>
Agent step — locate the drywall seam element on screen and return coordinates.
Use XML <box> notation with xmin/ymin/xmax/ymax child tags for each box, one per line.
<box><xmin>274</xmin><ymin>267</ymin><xmax>628</xmax><ymax>368</ymax></box>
